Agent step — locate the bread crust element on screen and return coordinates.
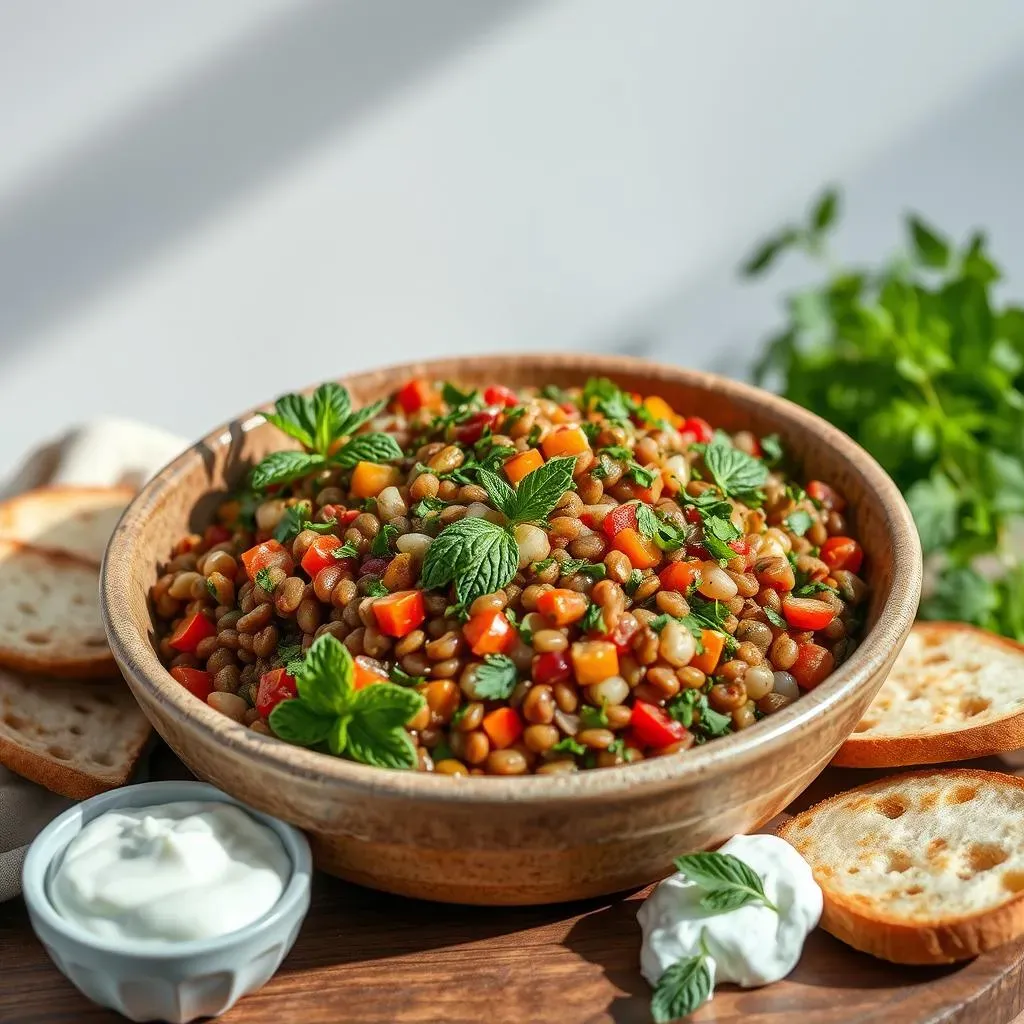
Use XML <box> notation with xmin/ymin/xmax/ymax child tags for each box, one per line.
<box><xmin>833</xmin><ymin>623</ymin><xmax>1024</xmax><ymax>768</ymax></box>
<box><xmin>778</xmin><ymin>769</ymin><xmax>1024</xmax><ymax>964</ymax></box>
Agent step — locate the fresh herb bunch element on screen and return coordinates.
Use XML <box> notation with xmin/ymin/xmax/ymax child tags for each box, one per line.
<box><xmin>745</xmin><ymin>188</ymin><xmax>1024</xmax><ymax>639</ymax></box>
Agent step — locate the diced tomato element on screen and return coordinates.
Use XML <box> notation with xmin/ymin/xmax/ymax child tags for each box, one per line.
<box><xmin>601</xmin><ymin>502</ymin><xmax>639</xmax><ymax>539</ymax></box>
<box><xmin>503</xmin><ymin>448</ymin><xmax>545</xmax><ymax>485</ymax></box>
<box><xmin>683</xmin><ymin>506</ymin><xmax>702</xmax><ymax>525</ymax></box>
<box><xmin>605</xmin><ymin>614</ymin><xmax>640</xmax><ymax>653</ymax></box>
<box><xmin>749</xmin><ymin>437</ymin><xmax>763</xmax><ymax>457</ymax></box>
<box><xmin>782</xmin><ymin>596</ymin><xmax>835</xmax><ymax>632</ymax></box>
<box><xmin>396</xmin><ymin>378</ymin><xmax>437</xmax><ymax>413</ymax></box>
<box><xmin>532</xmin><ymin>650</ymin><xmax>572</xmax><ymax>686</ymax></box>
<box><xmin>170</xmin><ymin>666</ymin><xmax>214</xmax><ymax>701</ymax></box>
<box><xmin>240</xmin><ymin>539</ymin><xmax>295</xmax><ymax>581</ymax></box>
<box><xmin>482</xmin><ymin>706</ymin><xmax>524</xmax><ymax>749</ymax></box>
<box><xmin>483</xmin><ymin>385</ymin><xmax>519</xmax><ymax>408</ymax></box>
<box><xmin>631</xmin><ymin>701</ymin><xmax>690</xmax><ymax>748</ymax></box>
<box><xmin>622</xmin><ymin>471</ymin><xmax>664</xmax><ymax>506</ymax></box>
<box><xmin>204</xmin><ymin>524</ymin><xmax>233</xmax><ymax>547</ymax></box>
<box><xmin>791</xmin><ymin>643</ymin><xmax>835</xmax><ymax>690</ymax></box>
<box><xmin>456</xmin><ymin>407</ymin><xmax>501</xmax><ymax>444</ymax></box>
<box><xmin>728</xmin><ymin>538</ymin><xmax>752</xmax><ymax>557</ymax></box>
<box><xmin>690</xmin><ymin>630</ymin><xmax>726</xmax><ymax>675</ymax></box>
<box><xmin>820</xmin><ymin>536</ymin><xmax>864</xmax><ymax>574</ymax></box>
<box><xmin>571</xmin><ymin>641</ymin><xmax>619</xmax><ymax>685</ymax></box>
<box><xmin>301</xmin><ymin>535</ymin><xmax>345</xmax><ymax>578</ymax></box>
<box><xmin>807</xmin><ymin>480</ymin><xmax>847</xmax><ymax>513</ymax></box>
<box><xmin>353</xmin><ymin>655</ymin><xmax>389</xmax><ymax>690</ymax></box>
<box><xmin>536</xmin><ymin>589</ymin><xmax>588</xmax><ymax>627</ymax></box>
<box><xmin>256</xmin><ymin>667</ymin><xmax>298</xmax><ymax>717</ymax></box>
<box><xmin>168</xmin><ymin>613</ymin><xmax>216</xmax><ymax>653</ymax></box>
<box><xmin>612</xmin><ymin>527</ymin><xmax>661</xmax><ymax>570</ymax></box>
<box><xmin>373</xmin><ymin>590</ymin><xmax>426</xmax><ymax>638</ymax></box>
<box><xmin>659</xmin><ymin>561</ymin><xmax>702</xmax><ymax>593</ymax></box>
<box><xmin>463</xmin><ymin>608</ymin><xmax>516</xmax><ymax>655</ymax></box>
<box><xmin>681</xmin><ymin>417</ymin><xmax>713</xmax><ymax>443</ymax></box>
<box><xmin>541</xmin><ymin>425</ymin><xmax>590</xmax><ymax>458</ymax></box>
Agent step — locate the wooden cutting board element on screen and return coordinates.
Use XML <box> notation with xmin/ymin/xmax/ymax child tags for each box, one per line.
<box><xmin>2</xmin><ymin>748</ymin><xmax>1024</xmax><ymax>1024</ymax></box>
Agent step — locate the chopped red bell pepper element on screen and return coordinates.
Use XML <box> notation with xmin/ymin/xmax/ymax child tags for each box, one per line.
<box><xmin>532</xmin><ymin>650</ymin><xmax>572</xmax><ymax>685</ymax></box>
<box><xmin>240</xmin><ymin>539</ymin><xmax>294</xmax><ymax>581</ymax></box>
<box><xmin>256</xmin><ymin>667</ymin><xmax>298</xmax><ymax>717</ymax></box>
<box><xmin>170</xmin><ymin>666</ymin><xmax>214</xmax><ymax>701</ymax></box>
<box><xmin>782</xmin><ymin>596</ymin><xmax>835</xmax><ymax>632</ymax></box>
<box><xmin>807</xmin><ymin>480</ymin><xmax>847</xmax><ymax>513</ymax></box>
<box><xmin>456</xmin><ymin>407</ymin><xmax>501</xmax><ymax>444</ymax></box>
<box><xmin>820</xmin><ymin>536</ymin><xmax>863</xmax><ymax>574</ymax></box>
<box><xmin>301</xmin><ymin>535</ymin><xmax>346</xmax><ymax>578</ymax></box>
<box><xmin>681</xmin><ymin>417</ymin><xmax>713</xmax><ymax>443</ymax></box>
<box><xmin>630</xmin><ymin>700</ymin><xmax>690</xmax><ymax>748</ymax></box>
<box><xmin>463</xmin><ymin>608</ymin><xmax>516</xmax><ymax>655</ymax></box>
<box><xmin>483</xmin><ymin>385</ymin><xmax>519</xmax><ymax>408</ymax></box>
<box><xmin>601</xmin><ymin>502</ymin><xmax>639</xmax><ymax>539</ymax></box>
<box><xmin>168</xmin><ymin>612</ymin><xmax>216</xmax><ymax>653</ymax></box>
<box><xmin>396</xmin><ymin>378</ymin><xmax>437</xmax><ymax>413</ymax></box>
<box><xmin>373</xmin><ymin>590</ymin><xmax>426</xmax><ymax>638</ymax></box>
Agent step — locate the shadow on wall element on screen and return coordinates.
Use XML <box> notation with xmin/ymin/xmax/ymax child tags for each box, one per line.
<box><xmin>0</xmin><ymin>0</ymin><xmax>539</xmax><ymax>354</ymax></box>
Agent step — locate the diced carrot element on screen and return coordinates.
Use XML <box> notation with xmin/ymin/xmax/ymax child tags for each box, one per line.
<box><xmin>373</xmin><ymin>590</ymin><xmax>426</xmax><ymax>638</ymax></box>
<box><xmin>351</xmin><ymin>461</ymin><xmax>401</xmax><ymax>498</ymax></box>
<box><xmin>240</xmin><ymin>539</ymin><xmax>295</xmax><ymax>580</ymax></box>
<box><xmin>463</xmin><ymin>609</ymin><xmax>516</xmax><ymax>655</ymax></box>
<box><xmin>612</xmin><ymin>527</ymin><xmax>661</xmax><ymax>570</ymax></box>
<box><xmin>168</xmin><ymin>613</ymin><xmax>217</xmax><ymax>653</ymax></box>
<box><xmin>541</xmin><ymin>425</ymin><xmax>590</xmax><ymax>458</ymax></box>
<box><xmin>536</xmin><ymin>589</ymin><xmax>589</xmax><ymax>627</ymax></box>
<box><xmin>571</xmin><ymin>640</ymin><xmax>619</xmax><ymax>685</ymax></box>
<box><xmin>642</xmin><ymin>395</ymin><xmax>682</xmax><ymax>427</ymax></box>
<box><xmin>482</xmin><ymin>706</ymin><xmax>524</xmax><ymax>749</ymax></box>
<box><xmin>170</xmin><ymin>666</ymin><xmax>214</xmax><ymax>701</ymax></box>
<box><xmin>690</xmin><ymin>630</ymin><xmax>726</xmax><ymax>675</ymax></box>
<box><xmin>659</xmin><ymin>561</ymin><xmax>702</xmax><ymax>593</ymax></box>
<box><xmin>503</xmin><ymin>448</ymin><xmax>545</xmax><ymax>485</ymax></box>
<box><xmin>353</xmin><ymin>655</ymin><xmax>389</xmax><ymax>690</ymax></box>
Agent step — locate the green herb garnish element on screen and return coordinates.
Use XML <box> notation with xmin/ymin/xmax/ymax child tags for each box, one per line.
<box><xmin>370</xmin><ymin>522</ymin><xmax>399</xmax><ymax>557</ymax></box>
<box><xmin>784</xmin><ymin>509</ymin><xmax>813</xmax><ymax>537</ymax></box>
<box><xmin>470</xmin><ymin>654</ymin><xmax>518</xmax><ymax>700</ymax></box>
<box><xmin>673</xmin><ymin>851</ymin><xmax>779</xmax><ymax>914</ymax></box>
<box><xmin>650</xmin><ymin>929</ymin><xmax>714</xmax><ymax>1022</ymax></box>
<box><xmin>551</xmin><ymin>736</ymin><xmax>587</xmax><ymax>756</ymax></box>
<box><xmin>254</xmin><ymin>567</ymin><xmax>277</xmax><ymax>593</ymax></box>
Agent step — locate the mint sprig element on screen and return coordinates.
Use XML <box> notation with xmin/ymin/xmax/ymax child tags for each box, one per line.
<box><xmin>268</xmin><ymin>634</ymin><xmax>424</xmax><ymax>769</ymax></box>
<box><xmin>651</xmin><ymin>930</ymin><xmax>714</xmax><ymax>1023</ymax></box>
<box><xmin>702</xmin><ymin>441</ymin><xmax>769</xmax><ymax>502</ymax></box>
<box><xmin>672</xmin><ymin>851</ymin><xmax>779</xmax><ymax>914</ymax></box>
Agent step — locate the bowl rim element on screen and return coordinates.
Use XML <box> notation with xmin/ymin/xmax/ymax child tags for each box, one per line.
<box><xmin>21</xmin><ymin>780</ymin><xmax>312</xmax><ymax>959</ymax></box>
<box><xmin>101</xmin><ymin>353</ymin><xmax>922</xmax><ymax>805</ymax></box>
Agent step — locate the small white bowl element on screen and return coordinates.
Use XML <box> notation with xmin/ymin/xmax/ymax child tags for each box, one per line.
<box><xmin>22</xmin><ymin>781</ymin><xmax>312</xmax><ymax>1023</ymax></box>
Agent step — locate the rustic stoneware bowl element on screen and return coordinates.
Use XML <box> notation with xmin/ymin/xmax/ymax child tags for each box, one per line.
<box><xmin>101</xmin><ymin>354</ymin><xmax>922</xmax><ymax>905</ymax></box>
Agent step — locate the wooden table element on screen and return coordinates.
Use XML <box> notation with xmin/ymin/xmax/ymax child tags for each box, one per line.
<box><xmin>3</xmin><ymin>750</ymin><xmax>1024</xmax><ymax>1024</ymax></box>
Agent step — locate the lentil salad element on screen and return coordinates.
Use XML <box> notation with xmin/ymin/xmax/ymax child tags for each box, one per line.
<box><xmin>152</xmin><ymin>376</ymin><xmax>869</xmax><ymax>776</ymax></box>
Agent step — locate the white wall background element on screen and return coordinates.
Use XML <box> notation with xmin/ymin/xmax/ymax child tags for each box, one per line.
<box><xmin>2</xmin><ymin>0</ymin><xmax>1024</xmax><ymax>473</ymax></box>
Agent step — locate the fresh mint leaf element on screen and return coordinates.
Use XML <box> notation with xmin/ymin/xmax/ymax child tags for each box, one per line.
<box><xmin>268</xmin><ymin>699</ymin><xmax>334</xmax><ymax>746</ymax></box>
<box><xmin>636</xmin><ymin>503</ymin><xmax>688</xmax><ymax>552</ymax></box>
<box><xmin>699</xmin><ymin>705</ymin><xmax>733</xmax><ymax>738</ymax></box>
<box><xmin>540</xmin><ymin>384</ymin><xmax>570</xmax><ymax>403</ymax></box>
<box><xmin>580</xmin><ymin>602</ymin><xmax>605</xmax><ymax>633</ymax></box>
<box><xmin>784</xmin><ymin>509</ymin><xmax>813</xmax><ymax>537</ymax></box>
<box><xmin>580</xmin><ymin>704</ymin><xmax>609</xmax><ymax>729</ymax></box>
<box><xmin>763</xmin><ymin>606</ymin><xmax>787</xmax><ymax>629</ymax></box>
<box><xmin>390</xmin><ymin>664</ymin><xmax>425</xmax><ymax>686</ymax></box>
<box><xmin>760</xmin><ymin>433</ymin><xmax>784</xmax><ymax>467</ymax></box>
<box><xmin>651</xmin><ymin>943</ymin><xmax>713</xmax><ymax>1023</ymax></box>
<box><xmin>551</xmin><ymin>736</ymin><xmax>587</xmax><ymax>756</ymax></box>
<box><xmin>420</xmin><ymin>518</ymin><xmax>518</xmax><ymax>608</ymax></box>
<box><xmin>311</xmin><ymin>383</ymin><xmax>352</xmax><ymax>454</ymax></box>
<box><xmin>251</xmin><ymin>450</ymin><xmax>325</xmax><ymax>490</ymax></box>
<box><xmin>332</xmin><ymin>541</ymin><xmax>360</xmax><ymax>561</ymax></box>
<box><xmin>262</xmin><ymin>393</ymin><xmax>317</xmax><ymax>449</ymax></box>
<box><xmin>504</xmin><ymin>607</ymin><xmax>533</xmax><ymax>645</ymax></box>
<box><xmin>205</xmin><ymin>577</ymin><xmax>219</xmax><ymax>600</ymax></box>
<box><xmin>625</xmin><ymin>568</ymin><xmax>644</xmax><ymax>595</ymax></box>
<box><xmin>580</xmin><ymin>377</ymin><xmax>637</xmax><ymax>423</ymax></box>
<box><xmin>442</xmin><ymin>381</ymin><xmax>478</xmax><ymax>407</ymax></box>
<box><xmin>627</xmin><ymin>464</ymin><xmax>656</xmax><ymax>488</ymax></box>
<box><xmin>371</xmin><ymin>522</ymin><xmax>399</xmax><ymax>557</ymax></box>
<box><xmin>703</xmin><ymin>441</ymin><xmax>769</xmax><ymax>501</ymax></box>
<box><xmin>702</xmin><ymin>514</ymin><xmax>741</xmax><ymax>562</ymax></box>
<box><xmin>476</xmin><ymin>468</ymin><xmax>518</xmax><ymax>519</ymax></box>
<box><xmin>336</xmin><ymin>397</ymin><xmax>386</xmax><ymax>438</ymax></box>
<box><xmin>508</xmin><ymin>455</ymin><xmax>577</xmax><ymax>523</ymax></box>
<box><xmin>254</xmin><ymin>567</ymin><xmax>277</xmax><ymax>593</ymax></box>
<box><xmin>345</xmin><ymin>683</ymin><xmax>424</xmax><ymax>770</ymax></box>
<box><xmin>332</xmin><ymin>432</ymin><xmax>403</xmax><ymax>469</ymax></box>
<box><xmin>365</xmin><ymin>578</ymin><xmax>389</xmax><ymax>598</ymax></box>
<box><xmin>558</xmin><ymin>558</ymin><xmax>607</xmax><ymax>580</ymax></box>
<box><xmin>273</xmin><ymin>501</ymin><xmax>313</xmax><ymax>543</ymax></box>
<box><xmin>471</xmin><ymin>654</ymin><xmax>518</xmax><ymax>700</ymax></box>
<box><xmin>673</xmin><ymin>851</ymin><xmax>777</xmax><ymax>914</ymax></box>
<box><xmin>295</xmin><ymin>633</ymin><xmax>354</xmax><ymax>716</ymax></box>
<box><xmin>908</xmin><ymin>215</ymin><xmax>950</xmax><ymax>268</ymax></box>
<box><xmin>412</xmin><ymin>496</ymin><xmax>446</xmax><ymax>518</ymax></box>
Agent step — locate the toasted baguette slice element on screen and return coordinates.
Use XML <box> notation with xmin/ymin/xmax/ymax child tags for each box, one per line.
<box><xmin>0</xmin><ymin>484</ymin><xmax>134</xmax><ymax>563</ymax></box>
<box><xmin>0</xmin><ymin>541</ymin><xmax>115</xmax><ymax>678</ymax></box>
<box><xmin>0</xmin><ymin>666</ymin><xmax>150</xmax><ymax>798</ymax></box>
<box><xmin>834</xmin><ymin>622</ymin><xmax>1024</xmax><ymax>768</ymax></box>
<box><xmin>778</xmin><ymin>769</ymin><xmax>1024</xmax><ymax>964</ymax></box>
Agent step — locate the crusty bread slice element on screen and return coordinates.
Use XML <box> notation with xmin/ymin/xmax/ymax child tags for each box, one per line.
<box><xmin>778</xmin><ymin>769</ymin><xmax>1024</xmax><ymax>964</ymax></box>
<box><xmin>0</xmin><ymin>484</ymin><xmax>134</xmax><ymax>563</ymax></box>
<box><xmin>833</xmin><ymin>622</ymin><xmax>1024</xmax><ymax>768</ymax></box>
<box><xmin>0</xmin><ymin>666</ymin><xmax>150</xmax><ymax>798</ymax></box>
<box><xmin>0</xmin><ymin>541</ymin><xmax>115</xmax><ymax>678</ymax></box>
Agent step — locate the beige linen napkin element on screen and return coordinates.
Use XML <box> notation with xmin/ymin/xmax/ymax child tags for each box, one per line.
<box><xmin>0</xmin><ymin>419</ymin><xmax>187</xmax><ymax>901</ymax></box>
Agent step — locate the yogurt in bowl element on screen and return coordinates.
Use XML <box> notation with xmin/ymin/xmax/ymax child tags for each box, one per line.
<box><xmin>22</xmin><ymin>781</ymin><xmax>311</xmax><ymax>1023</ymax></box>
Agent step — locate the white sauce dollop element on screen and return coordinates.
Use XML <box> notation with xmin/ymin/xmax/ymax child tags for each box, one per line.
<box><xmin>49</xmin><ymin>801</ymin><xmax>291</xmax><ymax>944</ymax></box>
<box><xmin>638</xmin><ymin>834</ymin><xmax>822</xmax><ymax>996</ymax></box>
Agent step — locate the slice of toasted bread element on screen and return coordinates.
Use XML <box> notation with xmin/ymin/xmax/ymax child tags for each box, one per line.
<box><xmin>0</xmin><ymin>541</ymin><xmax>115</xmax><ymax>678</ymax></box>
<box><xmin>778</xmin><ymin>769</ymin><xmax>1024</xmax><ymax>964</ymax></box>
<box><xmin>0</xmin><ymin>484</ymin><xmax>134</xmax><ymax>564</ymax></box>
<box><xmin>833</xmin><ymin>622</ymin><xmax>1024</xmax><ymax>768</ymax></box>
<box><xmin>0</xmin><ymin>666</ymin><xmax>151</xmax><ymax>798</ymax></box>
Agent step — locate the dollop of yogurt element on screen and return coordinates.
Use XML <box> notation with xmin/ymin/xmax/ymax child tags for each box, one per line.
<box><xmin>49</xmin><ymin>801</ymin><xmax>291</xmax><ymax>944</ymax></box>
<box><xmin>638</xmin><ymin>834</ymin><xmax>822</xmax><ymax>995</ymax></box>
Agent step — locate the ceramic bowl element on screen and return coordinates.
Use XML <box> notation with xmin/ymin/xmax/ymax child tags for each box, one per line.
<box><xmin>100</xmin><ymin>354</ymin><xmax>921</xmax><ymax>905</ymax></box>
<box><xmin>22</xmin><ymin>781</ymin><xmax>312</xmax><ymax>1022</ymax></box>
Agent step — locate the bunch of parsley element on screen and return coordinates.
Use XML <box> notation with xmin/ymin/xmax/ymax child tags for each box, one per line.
<box><xmin>745</xmin><ymin>188</ymin><xmax>1024</xmax><ymax>639</ymax></box>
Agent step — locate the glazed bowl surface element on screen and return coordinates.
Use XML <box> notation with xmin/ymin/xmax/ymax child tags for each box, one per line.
<box><xmin>101</xmin><ymin>354</ymin><xmax>922</xmax><ymax>905</ymax></box>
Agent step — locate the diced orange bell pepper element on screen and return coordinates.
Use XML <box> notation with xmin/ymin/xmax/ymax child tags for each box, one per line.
<box><xmin>643</xmin><ymin>395</ymin><xmax>682</xmax><ymax>427</ymax></box>
<box><xmin>351</xmin><ymin>461</ymin><xmax>402</xmax><ymax>498</ymax></box>
<box><xmin>168</xmin><ymin>612</ymin><xmax>217</xmax><ymax>653</ymax></box>
<box><xmin>170</xmin><ymin>666</ymin><xmax>214</xmax><ymax>701</ymax></box>
<box><xmin>373</xmin><ymin>589</ymin><xmax>426</xmax><ymax>637</ymax></box>
<box><xmin>659</xmin><ymin>561</ymin><xmax>702</xmax><ymax>593</ymax></box>
<box><xmin>353</xmin><ymin>655</ymin><xmax>389</xmax><ymax>690</ymax></box>
<box><xmin>690</xmin><ymin>630</ymin><xmax>726</xmax><ymax>675</ymax></box>
<box><xmin>536</xmin><ymin>588</ymin><xmax>588</xmax><ymax>627</ymax></box>
<box><xmin>503</xmin><ymin>448</ymin><xmax>545</xmax><ymax>485</ymax></box>
<box><xmin>541</xmin><ymin>425</ymin><xmax>590</xmax><ymax>459</ymax></box>
<box><xmin>482</xmin><ymin>706</ymin><xmax>524</xmax><ymax>749</ymax></box>
<box><xmin>612</xmin><ymin>527</ymin><xmax>661</xmax><ymax>570</ymax></box>
<box><xmin>240</xmin><ymin>539</ymin><xmax>295</xmax><ymax>581</ymax></box>
<box><xmin>463</xmin><ymin>609</ymin><xmax>516</xmax><ymax>655</ymax></box>
<box><xmin>571</xmin><ymin>640</ymin><xmax>619</xmax><ymax>685</ymax></box>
